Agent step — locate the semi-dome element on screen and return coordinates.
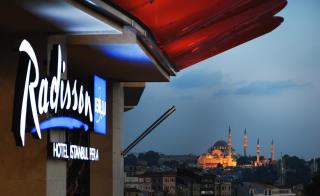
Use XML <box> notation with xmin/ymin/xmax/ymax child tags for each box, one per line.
<box><xmin>211</xmin><ymin>149</ymin><xmax>224</xmax><ymax>157</ymax></box>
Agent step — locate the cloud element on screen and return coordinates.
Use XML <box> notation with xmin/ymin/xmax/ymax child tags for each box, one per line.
<box><xmin>235</xmin><ymin>80</ymin><xmax>306</xmax><ymax>95</ymax></box>
<box><xmin>214</xmin><ymin>88</ymin><xmax>233</xmax><ymax>96</ymax></box>
<box><xmin>170</xmin><ymin>71</ymin><xmax>223</xmax><ymax>89</ymax></box>
<box><xmin>214</xmin><ymin>80</ymin><xmax>309</xmax><ymax>96</ymax></box>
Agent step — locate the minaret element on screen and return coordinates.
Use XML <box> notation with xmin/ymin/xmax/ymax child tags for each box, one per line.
<box><xmin>227</xmin><ymin>126</ymin><xmax>232</xmax><ymax>157</ymax></box>
<box><xmin>256</xmin><ymin>138</ymin><xmax>260</xmax><ymax>165</ymax></box>
<box><xmin>271</xmin><ymin>140</ymin><xmax>274</xmax><ymax>162</ymax></box>
<box><xmin>243</xmin><ymin>128</ymin><xmax>248</xmax><ymax>157</ymax></box>
<box><xmin>280</xmin><ymin>152</ymin><xmax>285</xmax><ymax>185</ymax></box>
<box><xmin>311</xmin><ymin>157</ymin><xmax>318</xmax><ymax>174</ymax></box>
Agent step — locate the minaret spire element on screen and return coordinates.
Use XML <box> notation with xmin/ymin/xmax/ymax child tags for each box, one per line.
<box><xmin>243</xmin><ymin>128</ymin><xmax>248</xmax><ymax>157</ymax></box>
<box><xmin>256</xmin><ymin>138</ymin><xmax>260</xmax><ymax>166</ymax></box>
<box><xmin>271</xmin><ymin>139</ymin><xmax>274</xmax><ymax>162</ymax></box>
<box><xmin>280</xmin><ymin>152</ymin><xmax>285</xmax><ymax>185</ymax></box>
<box><xmin>227</xmin><ymin>126</ymin><xmax>232</xmax><ymax>158</ymax></box>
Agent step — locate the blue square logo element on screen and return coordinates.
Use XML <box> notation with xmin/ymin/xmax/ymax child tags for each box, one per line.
<box><xmin>94</xmin><ymin>75</ymin><xmax>107</xmax><ymax>135</ymax></box>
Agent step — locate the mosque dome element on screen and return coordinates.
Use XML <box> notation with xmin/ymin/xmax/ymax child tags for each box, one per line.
<box><xmin>213</xmin><ymin>140</ymin><xmax>228</xmax><ymax>148</ymax></box>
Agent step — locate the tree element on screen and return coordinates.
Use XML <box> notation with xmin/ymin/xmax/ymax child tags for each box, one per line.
<box><xmin>255</xmin><ymin>165</ymin><xmax>278</xmax><ymax>184</ymax></box>
<box><xmin>163</xmin><ymin>160</ymin><xmax>180</xmax><ymax>169</ymax></box>
<box><xmin>304</xmin><ymin>173</ymin><xmax>320</xmax><ymax>196</ymax></box>
<box><xmin>237</xmin><ymin>156</ymin><xmax>251</xmax><ymax>165</ymax></box>
<box><xmin>138</xmin><ymin>151</ymin><xmax>160</xmax><ymax>166</ymax></box>
<box><xmin>242</xmin><ymin>165</ymin><xmax>278</xmax><ymax>184</ymax></box>
<box><xmin>124</xmin><ymin>153</ymin><xmax>137</xmax><ymax>165</ymax></box>
<box><xmin>283</xmin><ymin>155</ymin><xmax>311</xmax><ymax>185</ymax></box>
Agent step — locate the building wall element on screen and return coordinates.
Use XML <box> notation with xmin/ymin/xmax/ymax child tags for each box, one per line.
<box><xmin>0</xmin><ymin>34</ymin><xmax>48</xmax><ymax>196</ymax></box>
<box><xmin>90</xmin><ymin>82</ymin><xmax>124</xmax><ymax>196</ymax></box>
<box><xmin>163</xmin><ymin>176</ymin><xmax>176</xmax><ymax>194</ymax></box>
<box><xmin>214</xmin><ymin>182</ymin><xmax>232</xmax><ymax>196</ymax></box>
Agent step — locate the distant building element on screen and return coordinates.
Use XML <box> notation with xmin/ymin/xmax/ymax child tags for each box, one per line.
<box><xmin>176</xmin><ymin>168</ymin><xmax>202</xmax><ymax>196</ymax></box>
<box><xmin>124</xmin><ymin>175</ymin><xmax>140</xmax><ymax>190</ymax></box>
<box><xmin>198</xmin><ymin>127</ymin><xmax>237</xmax><ymax>168</ymax></box>
<box><xmin>177</xmin><ymin>168</ymin><xmax>232</xmax><ymax>196</ymax></box>
<box><xmin>292</xmin><ymin>184</ymin><xmax>304</xmax><ymax>196</ymax></box>
<box><xmin>124</xmin><ymin>188</ymin><xmax>143</xmax><ymax>196</ymax></box>
<box><xmin>124</xmin><ymin>172</ymin><xmax>176</xmax><ymax>195</ymax></box>
<box><xmin>125</xmin><ymin>161</ymin><xmax>147</xmax><ymax>176</ymax></box>
<box><xmin>138</xmin><ymin>175</ymin><xmax>154</xmax><ymax>194</ymax></box>
<box><xmin>236</xmin><ymin>182</ymin><xmax>296</xmax><ymax>196</ymax></box>
<box><xmin>199</xmin><ymin>174</ymin><xmax>216</xmax><ymax>195</ymax></box>
<box><xmin>124</xmin><ymin>173</ymin><xmax>153</xmax><ymax>195</ymax></box>
<box><xmin>197</xmin><ymin>127</ymin><xmax>277</xmax><ymax>169</ymax></box>
<box><xmin>215</xmin><ymin>181</ymin><xmax>232</xmax><ymax>196</ymax></box>
<box><xmin>148</xmin><ymin>172</ymin><xmax>176</xmax><ymax>195</ymax></box>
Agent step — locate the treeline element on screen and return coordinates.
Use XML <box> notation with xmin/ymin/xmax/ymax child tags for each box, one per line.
<box><xmin>237</xmin><ymin>154</ymin><xmax>320</xmax><ymax>186</ymax></box>
<box><xmin>124</xmin><ymin>151</ymin><xmax>160</xmax><ymax>166</ymax></box>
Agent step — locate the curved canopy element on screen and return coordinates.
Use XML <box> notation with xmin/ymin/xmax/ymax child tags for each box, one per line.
<box><xmin>108</xmin><ymin>0</ymin><xmax>287</xmax><ymax>70</ymax></box>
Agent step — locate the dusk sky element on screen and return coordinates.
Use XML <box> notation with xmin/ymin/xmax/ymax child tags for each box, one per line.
<box><xmin>124</xmin><ymin>0</ymin><xmax>320</xmax><ymax>160</ymax></box>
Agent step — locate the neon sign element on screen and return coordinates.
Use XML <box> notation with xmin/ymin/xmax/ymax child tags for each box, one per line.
<box><xmin>12</xmin><ymin>39</ymin><xmax>107</xmax><ymax>146</ymax></box>
<box><xmin>49</xmin><ymin>142</ymin><xmax>99</xmax><ymax>161</ymax></box>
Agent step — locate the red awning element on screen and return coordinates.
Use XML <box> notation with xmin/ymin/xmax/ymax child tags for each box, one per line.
<box><xmin>108</xmin><ymin>0</ymin><xmax>287</xmax><ymax>70</ymax></box>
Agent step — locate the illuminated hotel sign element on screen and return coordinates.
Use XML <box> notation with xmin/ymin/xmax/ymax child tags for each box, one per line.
<box><xmin>49</xmin><ymin>142</ymin><xmax>99</xmax><ymax>161</ymax></box>
<box><xmin>12</xmin><ymin>39</ymin><xmax>107</xmax><ymax>147</ymax></box>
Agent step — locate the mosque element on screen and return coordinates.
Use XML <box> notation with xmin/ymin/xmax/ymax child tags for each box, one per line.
<box><xmin>197</xmin><ymin>127</ymin><xmax>275</xmax><ymax>168</ymax></box>
<box><xmin>197</xmin><ymin>126</ymin><xmax>237</xmax><ymax>168</ymax></box>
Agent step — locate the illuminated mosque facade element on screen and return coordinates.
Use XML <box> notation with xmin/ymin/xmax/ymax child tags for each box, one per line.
<box><xmin>198</xmin><ymin>126</ymin><xmax>237</xmax><ymax>168</ymax></box>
